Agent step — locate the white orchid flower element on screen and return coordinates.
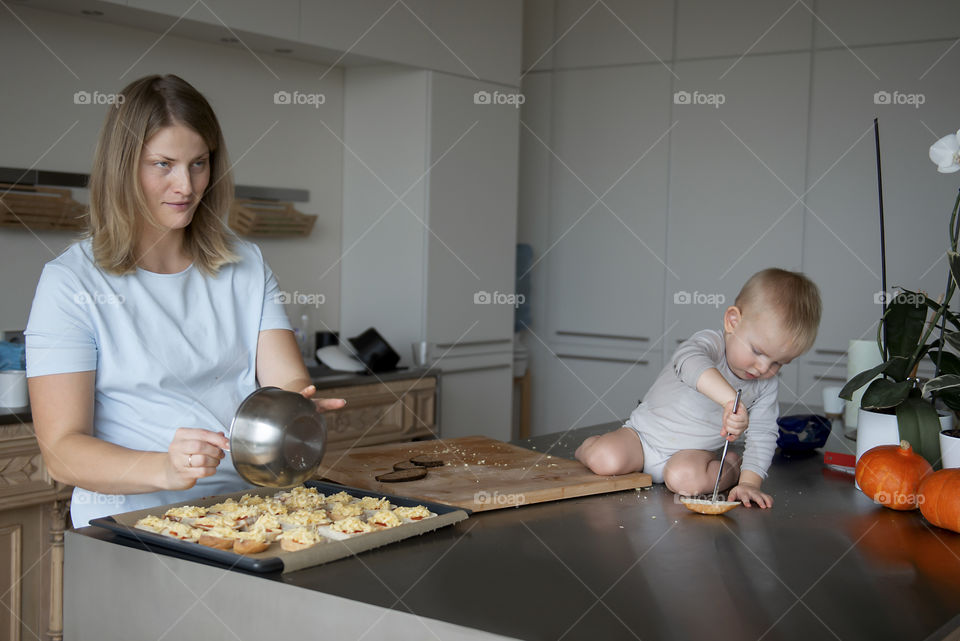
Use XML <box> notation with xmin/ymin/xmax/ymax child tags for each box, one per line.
<box><xmin>929</xmin><ymin>128</ymin><xmax>960</xmax><ymax>173</ymax></box>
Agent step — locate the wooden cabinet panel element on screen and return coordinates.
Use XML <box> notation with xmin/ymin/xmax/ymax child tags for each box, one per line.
<box><xmin>0</xmin><ymin>423</ymin><xmax>71</xmax><ymax>641</ymax></box>
<box><xmin>0</xmin><ymin>523</ymin><xmax>21</xmax><ymax>641</ymax></box>
<box><xmin>317</xmin><ymin>377</ymin><xmax>438</xmax><ymax>452</ymax></box>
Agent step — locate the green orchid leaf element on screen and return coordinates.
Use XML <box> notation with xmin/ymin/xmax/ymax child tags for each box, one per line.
<box><xmin>884</xmin><ymin>355</ymin><xmax>917</xmax><ymax>382</ymax></box>
<box><xmin>860</xmin><ymin>378</ymin><xmax>914</xmax><ymax>409</ymax></box>
<box><xmin>927</xmin><ymin>350</ymin><xmax>960</xmax><ymax>376</ymax></box>
<box><xmin>920</xmin><ymin>290</ymin><xmax>960</xmax><ymax>329</ymax></box>
<box><xmin>944</xmin><ymin>331</ymin><xmax>960</xmax><ymax>352</ymax></box>
<box><xmin>949</xmin><ymin>251</ymin><xmax>960</xmax><ymax>291</ymax></box>
<box><xmin>896</xmin><ymin>397</ymin><xmax>942</xmax><ymax>467</ymax></box>
<box><xmin>938</xmin><ymin>388</ymin><xmax>960</xmax><ymax>412</ymax></box>
<box><xmin>839</xmin><ymin>361</ymin><xmax>889</xmax><ymax>400</ymax></box>
<box><xmin>884</xmin><ymin>295</ymin><xmax>929</xmax><ymax>360</ymax></box>
<box><xmin>922</xmin><ymin>374</ymin><xmax>960</xmax><ymax>396</ymax></box>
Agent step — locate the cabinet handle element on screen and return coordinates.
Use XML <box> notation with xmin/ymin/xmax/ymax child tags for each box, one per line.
<box><xmin>556</xmin><ymin>331</ymin><xmax>649</xmax><ymax>342</ymax></box>
<box><xmin>440</xmin><ymin>363</ymin><xmax>512</xmax><ymax>374</ymax></box>
<box><xmin>814</xmin><ymin>375</ymin><xmax>847</xmax><ymax>382</ymax></box>
<box><xmin>557</xmin><ymin>354</ymin><xmax>649</xmax><ymax>365</ymax></box>
<box><xmin>815</xmin><ymin>349</ymin><xmax>846</xmax><ymax>356</ymax></box>
<box><xmin>433</xmin><ymin>339</ymin><xmax>513</xmax><ymax>349</ymax></box>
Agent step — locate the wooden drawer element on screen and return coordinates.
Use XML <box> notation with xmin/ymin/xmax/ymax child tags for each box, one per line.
<box><xmin>315</xmin><ymin>377</ymin><xmax>438</xmax><ymax>451</ymax></box>
<box><xmin>0</xmin><ymin>423</ymin><xmax>71</xmax><ymax>641</ymax></box>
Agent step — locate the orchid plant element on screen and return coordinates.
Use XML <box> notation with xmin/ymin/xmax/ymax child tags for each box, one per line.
<box><xmin>840</xmin><ymin>127</ymin><xmax>960</xmax><ymax>467</ymax></box>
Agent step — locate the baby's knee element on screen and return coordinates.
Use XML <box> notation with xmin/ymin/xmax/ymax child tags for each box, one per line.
<box><xmin>579</xmin><ymin>440</ymin><xmax>633</xmax><ymax>476</ymax></box>
<box><xmin>663</xmin><ymin>463</ymin><xmax>706</xmax><ymax>495</ymax></box>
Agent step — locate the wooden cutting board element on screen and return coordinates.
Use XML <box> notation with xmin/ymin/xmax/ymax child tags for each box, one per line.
<box><xmin>316</xmin><ymin>436</ymin><xmax>652</xmax><ymax>512</ymax></box>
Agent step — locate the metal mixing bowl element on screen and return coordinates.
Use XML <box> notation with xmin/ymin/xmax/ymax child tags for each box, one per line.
<box><xmin>229</xmin><ymin>386</ymin><xmax>327</xmax><ymax>488</ymax></box>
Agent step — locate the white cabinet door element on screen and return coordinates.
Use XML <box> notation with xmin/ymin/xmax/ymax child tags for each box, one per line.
<box><xmin>667</xmin><ymin>52</ymin><xmax>811</xmax><ymax>399</ymax></box>
<box><xmin>125</xmin><ymin>0</ymin><xmax>300</xmax><ymax>40</ymax></box>
<box><xmin>425</xmin><ymin>73</ymin><xmax>520</xmax><ymax>346</ymax></box>
<box><xmin>299</xmin><ymin>0</ymin><xmax>522</xmax><ymax>85</ymax></box>
<box><xmin>438</xmin><ymin>365</ymin><xmax>514</xmax><ymax>441</ymax></box>
<box><xmin>814</xmin><ymin>0</ymin><xmax>960</xmax><ymax>48</ymax></box>
<box><xmin>675</xmin><ymin>0</ymin><xmax>812</xmax><ymax>59</ymax></box>
<box><xmin>553</xmin><ymin>0</ymin><xmax>675</xmax><ymax>69</ymax></box>
<box><xmin>547</xmin><ymin>65</ymin><xmax>672</xmax><ymax>341</ymax></box>
<box><xmin>803</xmin><ymin>42</ymin><xmax>960</xmax><ymax>400</ymax></box>
<box><xmin>541</xmin><ymin>351</ymin><xmax>658</xmax><ymax>432</ymax></box>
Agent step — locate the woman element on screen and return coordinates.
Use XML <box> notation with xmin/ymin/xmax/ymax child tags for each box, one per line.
<box><xmin>25</xmin><ymin>74</ymin><xmax>342</xmax><ymax>527</ymax></box>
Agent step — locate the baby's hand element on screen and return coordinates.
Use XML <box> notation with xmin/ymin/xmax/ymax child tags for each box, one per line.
<box><xmin>721</xmin><ymin>397</ymin><xmax>748</xmax><ymax>441</ymax></box>
<box><xmin>728</xmin><ymin>483</ymin><xmax>773</xmax><ymax>508</ymax></box>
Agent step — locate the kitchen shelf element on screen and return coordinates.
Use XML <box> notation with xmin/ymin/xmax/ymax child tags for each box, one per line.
<box><xmin>0</xmin><ymin>183</ymin><xmax>86</xmax><ymax>231</ymax></box>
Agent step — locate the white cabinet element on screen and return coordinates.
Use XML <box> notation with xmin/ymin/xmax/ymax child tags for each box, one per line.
<box><xmin>522</xmin><ymin>0</ymin><xmax>556</xmax><ymax>72</ymax></box>
<box><xmin>548</xmin><ymin>65</ymin><xmax>672</xmax><ymax>339</ymax></box>
<box><xmin>425</xmin><ymin>73</ymin><xmax>520</xmax><ymax>344</ymax></box>
<box><xmin>299</xmin><ymin>0</ymin><xmax>523</xmax><ymax>86</ymax></box>
<box><xmin>667</xmin><ymin>52</ymin><xmax>811</xmax><ymax>402</ymax></box>
<box><xmin>341</xmin><ymin>67</ymin><xmax>519</xmax><ymax>441</ymax></box>
<box><xmin>801</xmin><ymin>40</ymin><xmax>960</xmax><ymax>407</ymax></box>
<box><xmin>553</xmin><ymin>0</ymin><xmax>674</xmax><ymax>69</ymax></box>
<box><xmin>125</xmin><ymin>0</ymin><xmax>300</xmax><ymax>41</ymax></box>
<box><xmin>813</xmin><ymin>0</ymin><xmax>960</xmax><ymax>48</ymax></box>
<box><xmin>542</xmin><ymin>348</ymin><xmax>657</xmax><ymax>430</ymax></box>
<box><xmin>675</xmin><ymin>0</ymin><xmax>812</xmax><ymax>59</ymax></box>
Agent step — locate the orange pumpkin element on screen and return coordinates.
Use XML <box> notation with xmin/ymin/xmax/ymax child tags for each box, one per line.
<box><xmin>855</xmin><ymin>440</ymin><xmax>933</xmax><ymax>510</ymax></box>
<box><xmin>918</xmin><ymin>468</ymin><xmax>960</xmax><ymax>533</ymax></box>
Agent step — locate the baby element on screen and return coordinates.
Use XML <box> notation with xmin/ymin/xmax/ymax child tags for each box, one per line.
<box><xmin>575</xmin><ymin>268</ymin><xmax>821</xmax><ymax>508</ymax></box>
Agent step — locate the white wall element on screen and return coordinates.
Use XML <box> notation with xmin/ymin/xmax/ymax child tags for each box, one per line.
<box><xmin>0</xmin><ymin>6</ymin><xmax>344</xmax><ymax>336</ymax></box>
<box><xmin>519</xmin><ymin>0</ymin><xmax>960</xmax><ymax>434</ymax></box>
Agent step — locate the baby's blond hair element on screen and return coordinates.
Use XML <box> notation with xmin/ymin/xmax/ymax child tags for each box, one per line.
<box><xmin>735</xmin><ymin>268</ymin><xmax>821</xmax><ymax>353</ymax></box>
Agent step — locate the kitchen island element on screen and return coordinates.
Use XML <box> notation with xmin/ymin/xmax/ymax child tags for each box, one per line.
<box><xmin>64</xmin><ymin>423</ymin><xmax>960</xmax><ymax>640</ymax></box>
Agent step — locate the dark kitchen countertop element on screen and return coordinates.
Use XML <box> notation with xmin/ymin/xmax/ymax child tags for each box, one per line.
<box><xmin>308</xmin><ymin>365</ymin><xmax>439</xmax><ymax>389</ymax></box>
<box><xmin>67</xmin><ymin>419</ymin><xmax>960</xmax><ymax>640</ymax></box>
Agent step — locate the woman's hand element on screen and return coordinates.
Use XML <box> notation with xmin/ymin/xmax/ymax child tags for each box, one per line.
<box><xmin>721</xmin><ymin>397</ymin><xmax>748</xmax><ymax>441</ymax></box>
<box><xmin>163</xmin><ymin>428</ymin><xmax>229</xmax><ymax>491</ymax></box>
<box><xmin>299</xmin><ymin>384</ymin><xmax>346</xmax><ymax>412</ymax></box>
<box><xmin>727</xmin><ymin>483</ymin><xmax>773</xmax><ymax>508</ymax></box>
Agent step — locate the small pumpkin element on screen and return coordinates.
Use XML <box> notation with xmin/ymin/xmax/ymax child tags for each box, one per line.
<box><xmin>918</xmin><ymin>468</ymin><xmax>960</xmax><ymax>533</ymax></box>
<box><xmin>855</xmin><ymin>440</ymin><xmax>933</xmax><ymax>510</ymax></box>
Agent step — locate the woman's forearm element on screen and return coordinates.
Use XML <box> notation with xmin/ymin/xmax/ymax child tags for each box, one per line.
<box><xmin>40</xmin><ymin>431</ymin><xmax>168</xmax><ymax>494</ymax></box>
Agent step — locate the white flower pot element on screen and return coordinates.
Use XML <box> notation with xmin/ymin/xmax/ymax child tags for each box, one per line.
<box><xmin>940</xmin><ymin>430</ymin><xmax>960</xmax><ymax>469</ymax></box>
<box><xmin>854</xmin><ymin>408</ymin><xmax>954</xmax><ymax>488</ymax></box>
<box><xmin>855</xmin><ymin>408</ymin><xmax>955</xmax><ymax>462</ymax></box>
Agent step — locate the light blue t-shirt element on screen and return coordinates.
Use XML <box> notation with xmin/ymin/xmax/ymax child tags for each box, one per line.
<box><xmin>25</xmin><ymin>238</ymin><xmax>292</xmax><ymax>526</ymax></box>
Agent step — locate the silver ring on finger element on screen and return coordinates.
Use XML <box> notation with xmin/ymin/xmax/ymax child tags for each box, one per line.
<box><xmin>188</xmin><ymin>454</ymin><xmax>193</xmax><ymax>468</ymax></box>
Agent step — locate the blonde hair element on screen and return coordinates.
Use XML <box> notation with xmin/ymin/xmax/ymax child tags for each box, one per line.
<box><xmin>87</xmin><ymin>74</ymin><xmax>238</xmax><ymax>275</ymax></box>
<box><xmin>735</xmin><ymin>268</ymin><xmax>822</xmax><ymax>353</ymax></box>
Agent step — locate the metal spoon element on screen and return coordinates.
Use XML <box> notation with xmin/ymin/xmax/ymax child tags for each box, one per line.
<box><xmin>711</xmin><ymin>388</ymin><xmax>742</xmax><ymax>503</ymax></box>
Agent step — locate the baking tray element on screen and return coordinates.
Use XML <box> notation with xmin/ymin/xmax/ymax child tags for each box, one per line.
<box><xmin>89</xmin><ymin>481</ymin><xmax>469</xmax><ymax>574</ymax></box>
